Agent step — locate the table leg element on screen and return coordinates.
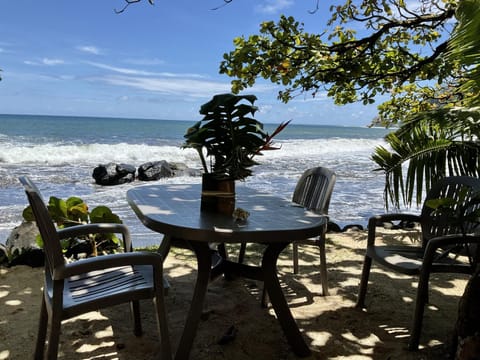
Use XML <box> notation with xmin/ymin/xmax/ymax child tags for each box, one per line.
<box><xmin>174</xmin><ymin>241</ymin><xmax>212</xmax><ymax>360</ymax></box>
<box><xmin>262</xmin><ymin>242</ymin><xmax>311</xmax><ymax>357</ymax></box>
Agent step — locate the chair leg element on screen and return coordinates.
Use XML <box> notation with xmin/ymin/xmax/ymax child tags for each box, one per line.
<box><xmin>408</xmin><ymin>270</ymin><xmax>431</xmax><ymax>351</ymax></box>
<box><xmin>261</xmin><ymin>286</ymin><xmax>269</xmax><ymax>308</ymax></box>
<box><xmin>292</xmin><ymin>242</ymin><xmax>299</xmax><ymax>274</ymax></box>
<box><xmin>34</xmin><ymin>294</ymin><xmax>48</xmax><ymax>360</ymax></box>
<box><xmin>318</xmin><ymin>239</ymin><xmax>329</xmax><ymax>296</ymax></box>
<box><xmin>46</xmin><ymin>311</ymin><xmax>62</xmax><ymax>360</ymax></box>
<box><xmin>153</xmin><ymin>294</ymin><xmax>172</xmax><ymax>360</ymax></box>
<box><xmin>158</xmin><ymin>236</ymin><xmax>172</xmax><ymax>294</ymax></box>
<box><xmin>131</xmin><ymin>300</ymin><xmax>143</xmax><ymax>336</ymax></box>
<box><xmin>356</xmin><ymin>253</ymin><xmax>372</xmax><ymax>308</ymax></box>
<box><xmin>157</xmin><ymin>235</ymin><xmax>171</xmax><ymax>260</ymax></box>
<box><xmin>238</xmin><ymin>243</ymin><xmax>246</xmax><ymax>264</ymax></box>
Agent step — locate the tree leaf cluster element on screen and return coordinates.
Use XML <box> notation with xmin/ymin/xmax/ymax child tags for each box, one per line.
<box><xmin>220</xmin><ymin>0</ymin><xmax>465</xmax><ymax>126</ymax></box>
<box><xmin>371</xmin><ymin>0</ymin><xmax>480</xmax><ymax>209</ymax></box>
<box><xmin>447</xmin><ymin>0</ymin><xmax>480</xmax><ymax>106</ymax></box>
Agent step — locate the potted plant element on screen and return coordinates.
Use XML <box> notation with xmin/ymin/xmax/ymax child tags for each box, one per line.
<box><xmin>183</xmin><ymin>93</ymin><xmax>289</xmax><ymax>213</ymax></box>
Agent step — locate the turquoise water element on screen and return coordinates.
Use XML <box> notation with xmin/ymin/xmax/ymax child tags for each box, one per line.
<box><xmin>0</xmin><ymin>114</ymin><xmax>394</xmax><ymax>247</ymax></box>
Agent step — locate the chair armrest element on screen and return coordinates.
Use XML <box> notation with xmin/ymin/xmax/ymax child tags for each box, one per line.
<box><xmin>423</xmin><ymin>234</ymin><xmax>480</xmax><ymax>265</ymax></box>
<box><xmin>57</xmin><ymin>223</ymin><xmax>132</xmax><ymax>252</ymax></box>
<box><xmin>54</xmin><ymin>251</ymin><xmax>163</xmax><ymax>280</ymax></box>
<box><xmin>367</xmin><ymin>213</ymin><xmax>421</xmax><ymax>246</ymax></box>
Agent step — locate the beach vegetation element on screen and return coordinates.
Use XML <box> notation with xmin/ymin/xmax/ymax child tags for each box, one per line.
<box><xmin>371</xmin><ymin>1</ymin><xmax>480</xmax><ymax>209</ymax></box>
<box><xmin>372</xmin><ymin>107</ymin><xmax>480</xmax><ymax>209</ymax></box>
<box><xmin>368</xmin><ymin>3</ymin><xmax>480</xmax><ymax>352</ymax></box>
<box><xmin>182</xmin><ymin>93</ymin><xmax>289</xmax><ymax>181</ymax></box>
<box><xmin>22</xmin><ymin>196</ymin><xmax>123</xmax><ymax>259</ymax></box>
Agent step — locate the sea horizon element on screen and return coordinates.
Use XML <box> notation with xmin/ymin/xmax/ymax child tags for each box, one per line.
<box><xmin>0</xmin><ymin>112</ymin><xmax>378</xmax><ymax>128</ymax></box>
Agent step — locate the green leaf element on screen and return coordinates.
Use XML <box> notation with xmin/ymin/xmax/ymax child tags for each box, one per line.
<box><xmin>47</xmin><ymin>197</ymin><xmax>68</xmax><ymax>223</ymax></box>
<box><xmin>90</xmin><ymin>206</ymin><xmax>122</xmax><ymax>224</ymax></box>
<box><xmin>22</xmin><ymin>206</ymin><xmax>35</xmax><ymax>222</ymax></box>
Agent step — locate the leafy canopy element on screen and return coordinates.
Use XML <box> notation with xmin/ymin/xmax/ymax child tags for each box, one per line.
<box><xmin>220</xmin><ymin>0</ymin><xmax>466</xmax><ymax>127</ymax></box>
<box><xmin>371</xmin><ymin>0</ymin><xmax>480</xmax><ymax>209</ymax></box>
<box><xmin>447</xmin><ymin>0</ymin><xmax>480</xmax><ymax>106</ymax></box>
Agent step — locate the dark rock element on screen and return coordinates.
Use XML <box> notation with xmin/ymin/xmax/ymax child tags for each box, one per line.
<box><xmin>117</xmin><ymin>163</ymin><xmax>136</xmax><ymax>177</ymax></box>
<box><xmin>92</xmin><ymin>161</ymin><xmax>202</xmax><ymax>186</ymax></box>
<box><xmin>138</xmin><ymin>161</ymin><xmax>174</xmax><ymax>181</ymax></box>
<box><xmin>169</xmin><ymin>162</ymin><xmax>203</xmax><ymax>177</ymax></box>
<box><xmin>381</xmin><ymin>220</ymin><xmax>419</xmax><ymax>230</ymax></box>
<box><xmin>176</xmin><ymin>167</ymin><xmax>203</xmax><ymax>177</ymax></box>
<box><xmin>342</xmin><ymin>224</ymin><xmax>364</xmax><ymax>232</ymax></box>
<box><xmin>399</xmin><ymin>220</ymin><xmax>419</xmax><ymax>230</ymax></box>
<box><xmin>169</xmin><ymin>162</ymin><xmax>188</xmax><ymax>171</ymax></box>
<box><xmin>382</xmin><ymin>221</ymin><xmax>395</xmax><ymax>230</ymax></box>
<box><xmin>92</xmin><ymin>162</ymin><xmax>136</xmax><ymax>185</ymax></box>
<box><xmin>8</xmin><ymin>248</ymin><xmax>44</xmax><ymax>267</ymax></box>
<box><xmin>166</xmin><ymin>162</ymin><xmax>202</xmax><ymax>177</ymax></box>
<box><xmin>5</xmin><ymin>221</ymin><xmax>44</xmax><ymax>267</ymax></box>
<box><xmin>327</xmin><ymin>221</ymin><xmax>342</xmax><ymax>233</ymax></box>
<box><xmin>0</xmin><ymin>243</ymin><xmax>7</xmax><ymax>265</ymax></box>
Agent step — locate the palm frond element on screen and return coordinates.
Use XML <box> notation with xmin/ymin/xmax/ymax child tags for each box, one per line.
<box><xmin>373</xmin><ymin>107</ymin><xmax>480</xmax><ymax>209</ymax></box>
<box><xmin>448</xmin><ymin>0</ymin><xmax>480</xmax><ymax>106</ymax></box>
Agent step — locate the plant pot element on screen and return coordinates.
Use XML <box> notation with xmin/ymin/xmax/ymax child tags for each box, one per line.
<box><xmin>201</xmin><ymin>174</ymin><xmax>235</xmax><ymax>215</ymax></box>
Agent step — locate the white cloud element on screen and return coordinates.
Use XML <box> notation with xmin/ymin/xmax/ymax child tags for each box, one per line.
<box><xmin>77</xmin><ymin>45</ymin><xmax>101</xmax><ymax>55</ymax></box>
<box><xmin>124</xmin><ymin>58</ymin><xmax>166</xmax><ymax>66</ymax></box>
<box><xmin>86</xmin><ymin>61</ymin><xmax>206</xmax><ymax>79</ymax></box>
<box><xmin>82</xmin><ymin>60</ymin><xmax>274</xmax><ymax>100</ymax></box>
<box><xmin>24</xmin><ymin>58</ymin><xmax>65</xmax><ymax>66</ymax></box>
<box><xmin>258</xmin><ymin>104</ymin><xmax>273</xmax><ymax>113</ymax></box>
<box><xmin>42</xmin><ymin>58</ymin><xmax>64</xmax><ymax>65</ymax></box>
<box><xmin>255</xmin><ymin>0</ymin><xmax>294</xmax><ymax>14</ymax></box>
<box><xmin>0</xmin><ymin>42</ymin><xmax>13</xmax><ymax>53</ymax></box>
<box><xmin>95</xmin><ymin>74</ymin><xmax>231</xmax><ymax>98</ymax></box>
<box><xmin>86</xmin><ymin>61</ymin><xmax>156</xmax><ymax>76</ymax></box>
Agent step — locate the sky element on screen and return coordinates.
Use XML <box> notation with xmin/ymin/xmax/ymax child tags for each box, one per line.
<box><xmin>0</xmin><ymin>0</ymin><xmax>380</xmax><ymax>126</ymax></box>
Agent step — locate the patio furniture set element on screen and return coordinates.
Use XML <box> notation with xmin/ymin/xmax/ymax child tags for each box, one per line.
<box><xmin>21</xmin><ymin>167</ymin><xmax>480</xmax><ymax>359</ymax></box>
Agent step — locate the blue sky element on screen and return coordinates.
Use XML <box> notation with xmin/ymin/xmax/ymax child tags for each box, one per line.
<box><xmin>0</xmin><ymin>0</ymin><xmax>379</xmax><ymax>126</ymax></box>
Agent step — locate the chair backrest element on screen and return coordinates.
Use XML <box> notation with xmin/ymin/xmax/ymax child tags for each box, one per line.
<box><xmin>292</xmin><ymin>167</ymin><xmax>336</xmax><ymax>214</ymax></box>
<box><xmin>19</xmin><ymin>176</ymin><xmax>65</xmax><ymax>275</ymax></box>
<box><xmin>421</xmin><ymin>176</ymin><xmax>480</xmax><ymax>246</ymax></box>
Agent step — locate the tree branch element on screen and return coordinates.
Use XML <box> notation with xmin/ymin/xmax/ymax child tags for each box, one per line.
<box><xmin>211</xmin><ymin>0</ymin><xmax>233</xmax><ymax>11</ymax></box>
<box><xmin>331</xmin><ymin>8</ymin><xmax>455</xmax><ymax>54</ymax></box>
<box><xmin>115</xmin><ymin>0</ymin><xmax>154</xmax><ymax>14</ymax></box>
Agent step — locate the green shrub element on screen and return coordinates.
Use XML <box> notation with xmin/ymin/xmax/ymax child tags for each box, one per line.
<box><xmin>23</xmin><ymin>196</ymin><xmax>123</xmax><ymax>259</ymax></box>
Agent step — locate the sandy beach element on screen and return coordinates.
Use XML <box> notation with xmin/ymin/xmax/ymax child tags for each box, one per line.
<box><xmin>0</xmin><ymin>228</ymin><xmax>468</xmax><ymax>359</ymax></box>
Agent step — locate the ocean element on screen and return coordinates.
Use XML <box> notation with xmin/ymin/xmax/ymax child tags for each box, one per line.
<box><xmin>0</xmin><ymin>114</ymin><xmax>402</xmax><ymax>248</ymax></box>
